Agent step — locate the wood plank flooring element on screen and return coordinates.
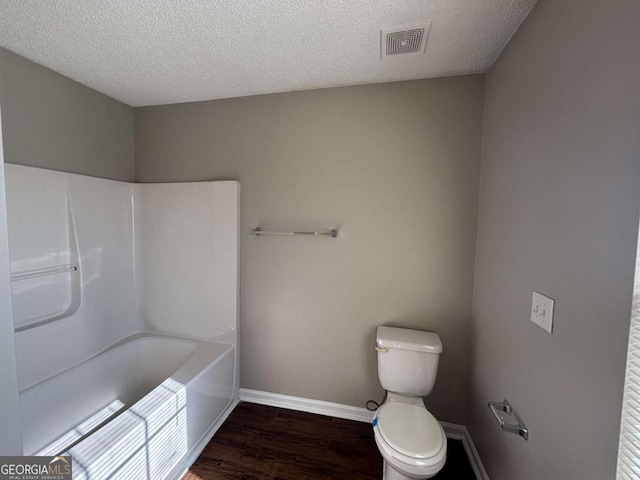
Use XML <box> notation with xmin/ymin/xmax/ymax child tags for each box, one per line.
<box><xmin>183</xmin><ymin>402</ymin><xmax>476</xmax><ymax>480</ymax></box>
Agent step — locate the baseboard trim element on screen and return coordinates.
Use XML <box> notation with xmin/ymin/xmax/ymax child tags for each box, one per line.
<box><xmin>239</xmin><ymin>388</ymin><xmax>489</xmax><ymax>480</ymax></box>
<box><xmin>440</xmin><ymin>422</ymin><xmax>489</xmax><ymax>480</ymax></box>
<box><xmin>239</xmin><ymin>388</ymin><xmax>375</xmax><ymax>423</ymax></box>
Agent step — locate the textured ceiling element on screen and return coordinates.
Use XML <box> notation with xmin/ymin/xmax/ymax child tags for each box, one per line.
<box><xmin>0</xmin><ymin>0</ymin><xmax>536</xmax><ymax>107</ymax></box>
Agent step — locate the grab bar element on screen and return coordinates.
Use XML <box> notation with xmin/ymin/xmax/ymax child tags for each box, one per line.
<box><xmin>488</xmin><ymin>399</ymin><xmax>528</xmax><ymax>440</ymax></box>
<box><xmin>253</xmin><ymin>227</ymin><xmax>338</xmax><ymax>238</ymax></box>
<box><xmin>11</xmin><ymin>264</ymin><xmax>78</xmax><ymax>282</ymax></box>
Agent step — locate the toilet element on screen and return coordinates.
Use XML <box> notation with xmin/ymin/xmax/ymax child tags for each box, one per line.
<box><xmin>372</xmin><ymin>326</ymin><xmax>447</xmax><ymax>480</ymax></box>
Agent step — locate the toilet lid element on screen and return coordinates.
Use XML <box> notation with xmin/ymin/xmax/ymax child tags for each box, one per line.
<box><xmin>376</xmin><ymin>402</ymin><xmax>444</xmax><ymax>459</ymax></box>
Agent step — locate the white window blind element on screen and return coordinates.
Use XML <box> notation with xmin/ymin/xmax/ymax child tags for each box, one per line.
<box><xmin>617</xmin><ymin>226</ymin><xmax>640</xmax><ymax>480</ymax></box>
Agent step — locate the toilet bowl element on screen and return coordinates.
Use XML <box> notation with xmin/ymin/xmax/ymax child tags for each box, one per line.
<box><xmin>373</xmin><ymin>326</ymin><xmax>447</xmax><ymax>480</ymax></box>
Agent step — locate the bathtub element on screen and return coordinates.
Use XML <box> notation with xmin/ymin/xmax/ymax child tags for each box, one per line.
<box><xmin>20</xmin><ymin>333</ymin><xmax>238</xmax><ymax>479</ymax></box>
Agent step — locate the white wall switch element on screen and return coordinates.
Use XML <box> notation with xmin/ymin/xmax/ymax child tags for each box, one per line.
<box><xmin>531</xmin><ymin>291</ymin><xmax>554</xmax><ymax>333</ymax></box>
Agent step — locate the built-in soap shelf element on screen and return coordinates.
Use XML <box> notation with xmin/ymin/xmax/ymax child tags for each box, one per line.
<box><xmin>488</xmin><ymin>399</ymin><xmax>529</xmax><ymax>440</ymax></box>
<box><xmin>11</xmin><ymin>264</ymin><xmax>78</xmax><ymax>282</ymax></box>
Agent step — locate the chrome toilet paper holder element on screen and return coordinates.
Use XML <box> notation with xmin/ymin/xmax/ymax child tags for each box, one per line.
<box><xmin>488</xmin><ymin>399</ymin><xmax>529</xmax><ymax>440</ymax></box>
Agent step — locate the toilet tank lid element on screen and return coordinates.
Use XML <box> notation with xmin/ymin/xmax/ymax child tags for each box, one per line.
<box><xmin>376</xmin><ymin>326</ymin><xmax>442</xmax><ymax>353</ymax></box>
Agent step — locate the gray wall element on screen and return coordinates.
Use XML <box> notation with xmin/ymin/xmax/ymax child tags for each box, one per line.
<box><xmin>134</xmin><ymin>76</ymin><xmax>485</xmax><ymax>423</ymax></box>
<box><xmin>469</xmin><ymin>0</ymin><xmax>640</xmax><ymax>478</ymax></box>
<box><xmin>0</xmin><ymin>47</ymin><xmax>134</xmax><ymax>181</ymax></box>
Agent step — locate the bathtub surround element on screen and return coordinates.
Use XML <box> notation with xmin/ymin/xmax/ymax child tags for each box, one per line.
<box><xmin>0</xmin><ymin>109</ymin><xmax>21</xmax><ymax>455</ymax></box>
<box><xmin>6</xmin><ymin>166</ymin><xmax>140</xmax><ymax>389</ymax></box>
<box><xmin>133</xmin><ymin>182</ymin><xmax>239</xmax><ymax>343</ymax></box>
<box><xmin>0</xmin><ymin>47</ymin><xmax>134</xmax><ymax>181</ymax></box>
<box><xmin>6</xmin><ymin>165</ymin><xmax>239</xmax><ymax>384</ymax></box>
<box><xmin>134</xmin><ymin>75</ymin><xmax>485</xmax><ymax>425</ymax></box>
<box><xmin>5</xmin><ymin>166</ymin><xmax>239</xmax><ymax>474</ymax></box>
<box><xmin>468</xmin><ymin>0</ymin><xmax>640</xmax><ymax>479</ymax></box>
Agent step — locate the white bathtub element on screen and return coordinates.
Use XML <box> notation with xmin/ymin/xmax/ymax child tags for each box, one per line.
<box><xmin>20</xmin><ymin>333</ymin><xmax>238</xmax><ymax>479</ymax></box>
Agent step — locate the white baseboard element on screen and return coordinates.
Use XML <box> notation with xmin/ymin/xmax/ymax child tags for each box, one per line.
<box><xmin>239</xmin><ymin>388</ymin><xmax>489</xmax><ymax>480</ymax></box>
<box><xmin>239</xmin><ymin>388</ymin><xmax>375</xmax><ymax>423</ymax></box>
<box><xmin>440</xmin><ymin>422</ymin><xmax>489</xmax><ymax>480</ymax></box>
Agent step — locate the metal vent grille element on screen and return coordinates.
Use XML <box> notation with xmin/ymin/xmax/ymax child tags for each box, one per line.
<box><xmin>386</xmin><ymin>29</ymin><xmax>424</xmax><ymax>55</ymax></box>
<box><xmin>381</xmin><ymin>23</ymin><xmax>431</xmax><ymax>58</ymax></box>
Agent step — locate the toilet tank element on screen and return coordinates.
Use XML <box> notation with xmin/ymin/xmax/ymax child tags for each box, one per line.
<box><xmin>376</xmin><ymin>326</ymin><xmax>443</xmax><ymax>396</ymax></box>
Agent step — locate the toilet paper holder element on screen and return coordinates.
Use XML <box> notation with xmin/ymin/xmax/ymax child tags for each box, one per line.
<box><xmin>488</xmin><ymin>399</ymin><xmax>529</xmax><ymax>440</ymax></box>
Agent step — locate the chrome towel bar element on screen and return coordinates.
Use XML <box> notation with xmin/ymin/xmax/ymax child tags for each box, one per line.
<box><xmin>253</xmin><ymin>227</ymin><xmax>338</xmax><ymax>238</ymax></box>
<box><xmin>11</xmin><ymin>264</ymin><xmax>78</xmax><ymax>282</ymax></box>
<box><xmin>488</xmin><ymin>399</ymin><xmax>528</xmax><ymax>440</ymax></box>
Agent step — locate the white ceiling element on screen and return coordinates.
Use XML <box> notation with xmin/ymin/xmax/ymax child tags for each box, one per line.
<box><xmin>0</xmin><ymin>0</ymin><xmax>536</xmax><ymax>107</ymax></box>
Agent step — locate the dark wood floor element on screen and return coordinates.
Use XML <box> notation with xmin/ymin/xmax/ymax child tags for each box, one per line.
<box><xmin>183</xmin><ymin>402</ymin><xmax>476</xmax><ymax>480</ymax></box>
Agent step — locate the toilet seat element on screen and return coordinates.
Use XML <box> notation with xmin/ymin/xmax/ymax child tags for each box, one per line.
<box><xmin>376</xmin><ymin>402</ymin><xmax>444</xmax><ymax>459</ymax></box>
<box><xmin>373</xmin><ymin>402</ymin><xmax>447</xmax><ymax>475</ymax></box>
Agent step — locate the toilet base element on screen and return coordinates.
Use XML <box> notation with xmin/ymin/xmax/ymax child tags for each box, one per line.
<box><xmin>383</xmin><ymin>460</ymin><xmax>437</xmax><ymax>480</ymax></box>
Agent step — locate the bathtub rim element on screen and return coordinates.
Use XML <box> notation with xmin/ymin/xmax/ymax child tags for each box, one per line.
<box><xmin>62</xmin><ymin>335</ymin><xmax>239</xmax><ymax>478</ymax></box>
<box><xmin>25</xmin><ymin>331</ymin><xmax>237</xmax><ymax>457</ymax></box>
<box><xmin>19</xmin><ymin>330</ymin><xmax>236</xmax><ymax>393</ymax></box>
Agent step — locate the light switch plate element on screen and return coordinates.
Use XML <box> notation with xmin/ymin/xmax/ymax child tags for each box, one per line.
<box><xmin>531</xmin><ymin>291</ymin><xmax>554</xmax><ymax>333</ymax></box>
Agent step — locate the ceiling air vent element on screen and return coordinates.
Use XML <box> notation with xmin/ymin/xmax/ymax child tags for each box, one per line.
<box><xmin>381</xmin><ymin>23</ymin><xmax>432</xmax><ymax>58</ymax></box>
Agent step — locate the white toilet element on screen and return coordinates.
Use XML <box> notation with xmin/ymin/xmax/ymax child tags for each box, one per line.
<box><xmin>373</xmin><ymin>326</ymin><xmax>447</xmax><ymax>480</ymax></box>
